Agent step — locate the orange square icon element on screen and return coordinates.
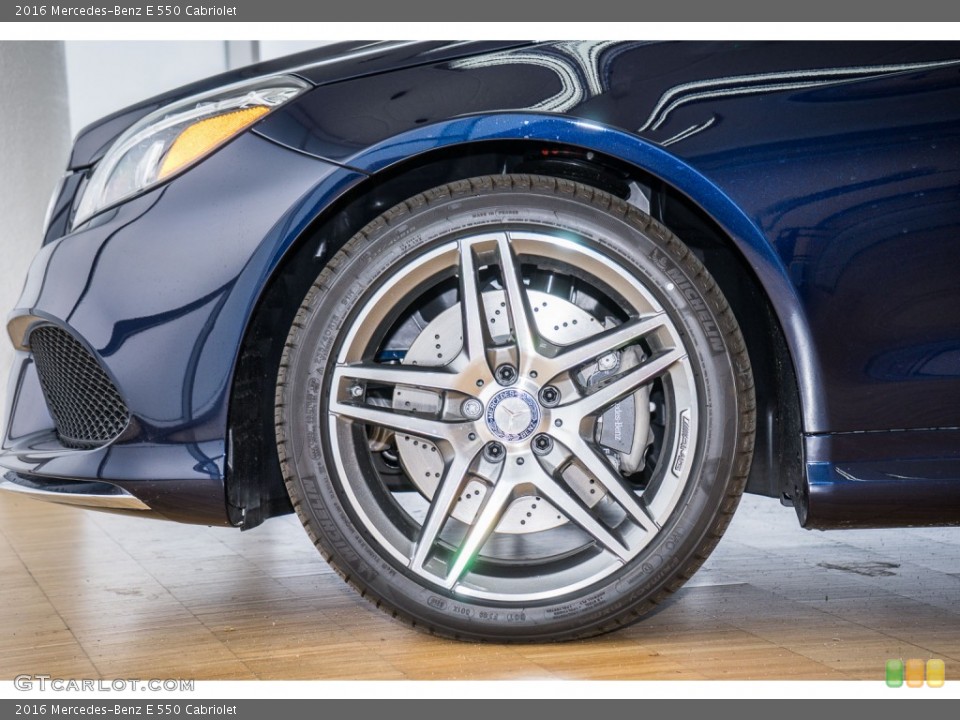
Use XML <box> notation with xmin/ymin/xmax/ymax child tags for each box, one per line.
<box><xmin>927</xmin><ymin>659</ymin><xmax>946</xmax><ymax>688</ymax></box>
<box><xmin>905</xmin><ymin>658</ymin><xmax>925</xmax><ymax>687</ymax></box>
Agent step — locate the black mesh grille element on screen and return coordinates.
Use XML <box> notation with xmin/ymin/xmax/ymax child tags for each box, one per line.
<box><xmin>29</xmin><ymin>326</ymin><xmax>130</xmax><ymax>449</ymax></box>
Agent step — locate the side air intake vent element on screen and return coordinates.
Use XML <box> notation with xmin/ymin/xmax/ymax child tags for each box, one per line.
<box><xmin>29</xmin><ymin>325</ymin><xmax>130</xmax><ymax>449</ymax></box>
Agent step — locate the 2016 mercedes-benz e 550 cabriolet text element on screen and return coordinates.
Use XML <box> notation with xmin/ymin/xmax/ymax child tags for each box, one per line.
<box><xmin>3</xmin><ymin>41</ymin><xmax>959</xmax><ymax>641</ymax></box>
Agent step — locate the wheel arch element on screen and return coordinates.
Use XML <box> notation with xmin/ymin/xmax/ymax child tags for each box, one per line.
<box><xmin>229</xmin><ymin>113</ymin><xmax>814</xmax><ymax>527</ymax></box>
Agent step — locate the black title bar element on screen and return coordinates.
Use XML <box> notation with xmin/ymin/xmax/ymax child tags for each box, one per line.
<box><xmin>5</xmin><ymin>1</ymin><xmax>960</xmax><ymax>22</ymax></box>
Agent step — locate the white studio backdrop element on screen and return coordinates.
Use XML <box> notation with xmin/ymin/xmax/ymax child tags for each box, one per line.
<box><xmin>0</xmin><ymin>40</ymin><xmax>327</xmax><ymax>410</ymax></box>
<box><xmin>0</xmin><ymin>42</ymin><xmax>71</xmax><ymax>412</ymax></box>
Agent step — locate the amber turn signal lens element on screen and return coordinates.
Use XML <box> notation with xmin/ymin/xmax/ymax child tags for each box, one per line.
<box><xmin>158</xmin><ymin>106</ymin><xmax>269</xmax><ymax>180</ymax></box>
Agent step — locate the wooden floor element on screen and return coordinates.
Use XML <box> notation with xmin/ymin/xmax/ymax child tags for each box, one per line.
<box><xmin>1</xmin><ymin>491</ymin><xmax>958</xmax><ymax>681</ymax></box>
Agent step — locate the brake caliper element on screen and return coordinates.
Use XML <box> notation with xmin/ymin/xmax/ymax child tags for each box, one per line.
<box><xmin>578</xmin><ymin>346</ymin><xmax>654</xmax><ymax>475</ymax></box>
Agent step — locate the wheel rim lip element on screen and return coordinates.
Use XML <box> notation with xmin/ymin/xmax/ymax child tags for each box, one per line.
<box><xmin>323</xmin><ymin>228</ymin><xmax>700</xmax><ymax>602</ymax></box>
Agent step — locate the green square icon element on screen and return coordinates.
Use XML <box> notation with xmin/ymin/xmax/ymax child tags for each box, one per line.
<box><xmin>886</xmin><ymin>658</ymin><xmax>905</xmax><ymax>687</ymax></box>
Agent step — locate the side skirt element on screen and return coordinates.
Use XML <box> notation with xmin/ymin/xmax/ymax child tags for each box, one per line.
<box><xmin>799</xmin><ymin>429</ymin><xmax>960</xmax><ymax>528</ymax></box>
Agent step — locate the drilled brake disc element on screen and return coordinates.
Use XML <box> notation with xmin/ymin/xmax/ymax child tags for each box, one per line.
<box><xmin>395</xmin><ymin>289</ymin><xmax>608</xmax><ymax>533</ymax></box>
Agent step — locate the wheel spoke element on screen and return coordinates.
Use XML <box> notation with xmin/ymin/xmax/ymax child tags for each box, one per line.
<box><xmin>333</xmin><ymin>363</ymin><xmax>466</xmax><ymax>394</ymax></box>
<box><xmin>497</xmin><ymin>233</ymin><xmax>539</xmax><ymax>359</ymax></box>
<box><xmin>573</xmin><ymin>347</ymin><xmax>684</xmax><ymax>416</ymax></box>
<box><xmin>410</xmin><ymin>453</ymin><xmax>475</xmax><ymax>574</ymax></box>
<box><xmin>442</xmin><ymin>478</ymin><xmax>515</xmax><ymax>589</ymax></box>
<box><xmin>564</xmin><ymin>433</ymin><xmax>660</xmax><ymax>533</ymax></box>
<box><xmin>458</xmin><ymin>238</ymin><xmax>489</xmax><ymax>364</ymax></box>
<box><xmin>329</xmin><ymin>397</ymin><xmax>457</xmax><ymax>442</ymax></box>
<box><xmin>535</xmin><ymin>473</ymin><xmax>631</xmax><ymax>561</ymax></box>
<box><xmin>546</xmin><ymin>313</ymin><xmax>668</xmax><ymax>376</ymax></box>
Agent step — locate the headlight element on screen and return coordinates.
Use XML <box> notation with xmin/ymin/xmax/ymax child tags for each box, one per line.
<box><xmin>73</xmin><ymin>74</ymin><xmax>311</xmax><ymax>228</ymax></box>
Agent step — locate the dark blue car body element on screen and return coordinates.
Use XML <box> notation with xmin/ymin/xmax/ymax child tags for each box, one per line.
<box><xmin>3</xmin><ymin>40</ymin><xmax>959</xmax><ymax>529</ymax></box>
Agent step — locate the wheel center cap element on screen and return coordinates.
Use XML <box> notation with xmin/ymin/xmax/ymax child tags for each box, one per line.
<box><xmin>486</xmin><ymin>389</ymin><xmax>540</xmax><ymax>442</ymax></box>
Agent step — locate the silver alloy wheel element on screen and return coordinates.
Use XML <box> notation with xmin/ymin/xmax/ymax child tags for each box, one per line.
<box><xmin>325</xmin><ymin>230</ymin><xmax>698</xmax><ymax>602</ymax></box>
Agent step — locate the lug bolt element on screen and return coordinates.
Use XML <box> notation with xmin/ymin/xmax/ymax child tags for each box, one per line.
<box><xmin>494</xmin><ymin>364</ymin><xmax>518</xmax><ymax>385</ymax></box>
<box><xmin>532</xmin><ymin>434</ymin><xmax>554</xmax><ymax>456</ymax></box>
<box><xmin>461</xmin><ymin>398</ymin><xmax>483</xmax><ymax>419</ymax></box>
<box><xmin>483</xmin><ymin>442</ymin><xmax>505</xmax><ymax>463</ymax></box>
<box><xmin>539</xmin><ymin>385</ymin><xmax>561</xmax><ymax>407</ymax></box>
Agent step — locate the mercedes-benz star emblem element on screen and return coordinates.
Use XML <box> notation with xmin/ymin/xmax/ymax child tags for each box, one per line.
<box><xmin>485</xmin><ymin>389</ymin><xmax>540</xmax><ymax>442</ymax></box>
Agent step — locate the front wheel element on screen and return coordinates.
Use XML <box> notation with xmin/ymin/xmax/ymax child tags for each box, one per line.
<box><xmin>276</xmin><ymin>175</ymin><xmax>755</xmax><ymax>641</ymax></box>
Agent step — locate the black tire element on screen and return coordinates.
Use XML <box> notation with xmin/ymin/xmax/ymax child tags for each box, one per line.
<box><xmin>276</xmin><ymin>175</ymin><xmax>755</xmax><ymax>641</ymax></box>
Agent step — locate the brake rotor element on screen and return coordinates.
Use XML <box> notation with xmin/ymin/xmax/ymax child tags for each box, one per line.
<box><xmin>395</xmin><ymin>289</ymin><xmax>605</xmax><ymax>533</ymax></box>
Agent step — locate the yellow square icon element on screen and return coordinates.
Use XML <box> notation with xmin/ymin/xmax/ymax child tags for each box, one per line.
<box><xmin>927</xmin><ymin>659</ymin><xmax>945</xmax><ymax>688</ymax></box>
<box><xmin>905</xmin><ymin>658</ymin><xmax>925</xmax><ymax>688</ymax></box>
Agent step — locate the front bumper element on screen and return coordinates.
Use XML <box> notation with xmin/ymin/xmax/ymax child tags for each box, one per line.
<box><xmin>0</xmin><ymin>132</ymin><xmax>349</xmax><ymax>524</ymax></box>
<box><xmin>0</xmin><ymin>471</ymin><xmax>150</xmax><ymax>511</ymax></box>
